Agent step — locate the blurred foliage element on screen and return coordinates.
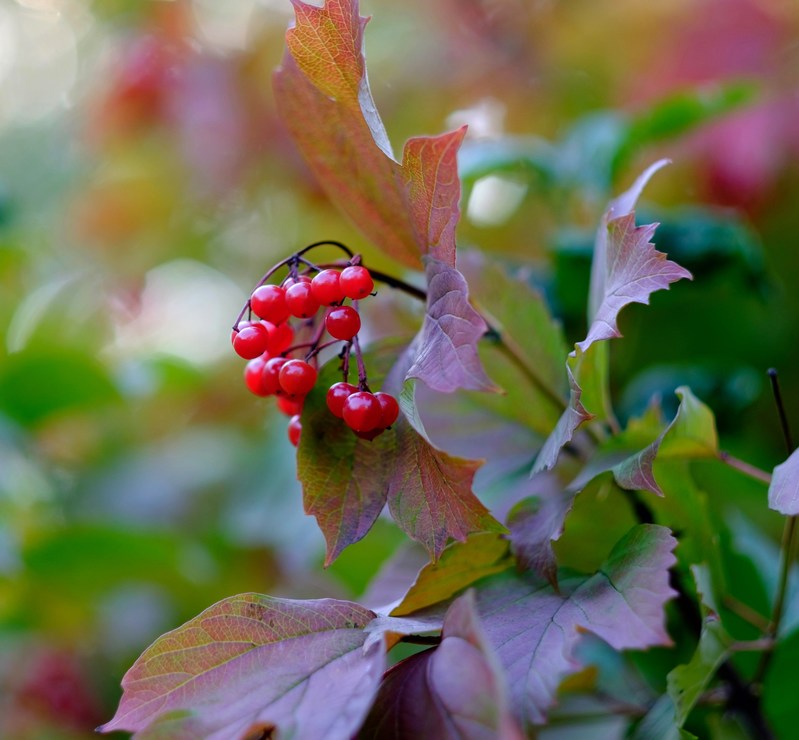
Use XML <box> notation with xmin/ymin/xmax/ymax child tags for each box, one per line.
<box><xmin>0</xmin><ymin>0</ymin><xmax>798</xmax><ymax>736</ymax></box>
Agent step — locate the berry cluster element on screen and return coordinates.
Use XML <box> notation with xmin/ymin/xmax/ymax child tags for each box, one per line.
<box><xmin>231</xmin><ymin>245</ymin><xmax>400</xmax><ymax>445</ymax></box>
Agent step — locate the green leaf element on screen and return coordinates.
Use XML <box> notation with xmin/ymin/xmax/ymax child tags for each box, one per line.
<box><xmin>666</xmin><ymin>565</ymin><xmax>733</xmax><ymax>728</ymax></box>
<box><xmin>390</xmin><ymin>533</ymin><xmax>513</xmax><ymax>616</ymax></box>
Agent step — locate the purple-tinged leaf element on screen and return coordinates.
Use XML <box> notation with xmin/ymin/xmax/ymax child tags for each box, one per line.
<box><xmin>299</xmin><ymin>345</ymin><xmax>499</xmax><ymax>563</ymax></box>
<box><xmin>364</xmin><ymin>611</ymin><xmax>446</xmax><ymax>652</ymax></box>
<box><xmin>360</xmin><ymin>542</ymin><xmax>430</xmax><ymax>611</ymax></box>
<box><xmin>769</xmin><ymin>447</ymin><xmax>799</xmax><ymax>515</ymax></box>
<box><xmin>507</xmin><ymin>486</ymin><xmax>576</xmax><ymax>587</ymax></box>
<box><xmin>388</xmin><ymin>418</ymin><xmax>502</xmax><ymax>560</ymax></box>
<box><xmin>405</xmin><ymin>258</ymin><xmax>497</xmax><ymax>393</ymax></box>
<box><xmin>391</xmin><ymin>533</ymin><xmax>513</xmax><ymax>616</ymax></box>
<box><xmin>99</xmin><ymin>594</ymin><xmax>383</xmax><ymax>739</ymax></box>
<box><xmin>577</xmin><ymin>214</ymin><xmax>692</xmax><ymax>354</ymax></box>
<box><xmin>298</xmin><ymin>365</ymin><xmax>393</xmax><ymax>564</ymax></box>
<box><xmin>531</xmin><ymin>365</ymin><xmax>593</xmax><ymax>474</ymax></box>
<box><xmin>274</xmin><ymin>0</ymin><xmax>465</xmax><ymax>268</ymax></box>
<box><xmin>477</xmin><ymin>524</ymin><xmax>677</xmax><ymax>725</ymax></box>
<box><xmin>360</xmin><ymin>593</ymin><xmax>524</xmax><ymax>740</ymax></box>
<box><xmin>587</xmin><ymin>159</ymin><xmax>672</xmax><ymax>320</ymax></box>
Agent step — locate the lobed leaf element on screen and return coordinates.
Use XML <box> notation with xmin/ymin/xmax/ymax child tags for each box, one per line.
<box><xmin>360</xmin><ymin>592</ymin><xmax>523</xmax><ymax>739</ymax></box>
<box><xmin>405</xmin><ymin>257</ymin><xmax>497</xmax><ymax>394</ymax></box>
<box><xmin>477</xmin><ymin>524</ymin><xmax>677</xmax><ymax>725</ymax></box>
<box><xmin>298</xmin><ymin>346</ymin><xmax>500</xmax><ymax>563</ymax></box>
<box><xmin>768</xmin><ymin>447</ymin><xmax>799</xmax><ymax>516</ymax></box>
<box><xmin>274</xmin><ymin>0</ymin><xmax>465</xmax><ymax>268</ymax></box>
<box><xmin>387</xmin><ymin>419</ymin><xmax>502</xmax><ymax>560</ymax></box>
<box><xmin>99</xmin><ymin>594</ymin><xmax>383</xmax><ymax>739</ymax></box>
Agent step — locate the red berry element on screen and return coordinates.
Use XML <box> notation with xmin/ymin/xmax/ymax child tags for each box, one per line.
<box><xmin>232</xmin><ymin>322</ymin><xmax>270</xmax><ymax>359</ymax></box>
<box><xmin>262</xmin><ymin>356</ymin><xmax>288</xmax><ymax>395</ymax></box>
<box><xmin>267</xmin><ymin>321</ymin><xmax>294</xmax><ymax>355</ymax></box>
<box><xmin>282</xmin><ymin>274</ymin><xmax>311</xmax><ymax>289</ymax></box>
<box><xmin>287</xmin><ymin>415</ymin><xmax>302</xmax><ymax>446</ymax></box>
<box><xmin>251</xmin><ymin>285</ymin><xmax>290</xmax><ymax>324</ymax></box>
<box><xmin>354</xmin><ymin>428</ymin><xmax>384</xmax><ymax>441</ymax></box>
<box><xmin>277</xmin><ymin>395</ymin><xmax>303</xmax><ymax>417</ymax></box>
<box><xmin>244</xmin><ymin>355</ymin><xmax>271</xmax><ymax>396</ymax></box>
<box><xmin>278</xmin><ymin>359</ymin><xmax>318</xmax><ymax>396</ymax></box>
<box><xmin>342</xmin><ymin>391</ymin><xmax>382</xmax><ymax>432</ymax></box>
<box><xmin>325</xmin><ymin>305</ymin><xmax>361</xmax><ymax>341</ymax></box>
<box><xmin>326</xmin><ymin>382</ymin><xmax>358</xmax><ymax>418</ymax></box>
<box><xmin>340</xmin><ymin>265</ymin><xmax>374</xmax><ymax>300</ymax></box>
<box><xmin>374</xmin><ymin>392</ymin><xmax>400</xmax><ymax>427</ymax></box>
<box><xmin>311</xmin><ymin>269</ymin><xmax>345</xmax><ymax>306</ymax></box>
<box><xmin>285</xmin><ymin>282</ymin><xmax>320</xmax><ymax>319</ymax></box>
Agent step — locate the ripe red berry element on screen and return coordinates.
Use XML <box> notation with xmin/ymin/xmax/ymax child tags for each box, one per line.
<box><xmin>311</xmin><ymin>269</ymin><xmax>345</xmax><ymax>306</ymax></box>
<box><xmin>278</xmin><ymin>359</ymin><xmax>318</xmax><ymax>397</ymax></box>
<box><xmin>287</xmin><ymin>415</ymin><xmax>302</xmax><ymax>446</ymax></box>
<box><xmin>339</xmin><ymin>265</ymin><xmax>374</xmax><ymax>300</ymax></box>
<box><xmin>282</xmin><ymin>274</ymin><xmax>312</xmax><ymax>289</ymax></box>
<box><xmin>232</xmin><ymin>322</ymin><xmax>270</xmax><ymax>359</ymax></box>
<box><xmin>325</xmin><ymin>305</ymin><xmax>361</xmax><ymax>341</ymax></box>
<box><xmin>342</xmin><ymin>391</ymin><xmax>382</xmax><ymax>432</ymax></box>
<box><xmin>277</xmin><ymin>395</ymin><xmax>303</xmax><ymax>417</ymax></box>
<box><xmin>267</xmin><ymin>321</ymin><xmax>294</xmax><ymax>355</ymax></box>
<box><xmin>374</xmin><ymin>392</ymin><xmax>400</xmax><ymax>427</ymax></box>
<box><xmin>285</xmin><ymin>282</ymin><xmax>320</xmax><ymax>319</ymax></box>
<box><xmin>251</xmin><ymin>285</ymin><xmax>290</xmax><ymax>324</ymax></box>
<box><xmin>326</xmin><ymin>382</ymin><xmax>358</xmax><ymax>418</ymax></box>
<box><xmin>261</xmin><ymin>356</ymin><xmax>288</xmax><ymax>395</ymax></box>
<box><xmin>244</xmin><ymin>355</ymin><xmax>271</xmax><ymax>396</ymax></box>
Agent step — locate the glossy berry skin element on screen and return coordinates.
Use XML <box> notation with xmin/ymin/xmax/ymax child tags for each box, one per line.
<box><xmin>267</xmin><ymin>321</ymin><xmax>294</xmax><ymax>355</ymax></box>
<box><xmin>326</xmin><ymin>382</ymin><xmax>358</xmax><ymax>418</ymax></box>
<box><xmin>277</xmin><ymin>396</ymin><xmax>303</xmax><ymax>417</ymax></box>
<box><xmin>244</xmin><ymin>355</ymin><xmax>271</xmax><ymax>396</ymax></box>
<box><xmin>311</xmin><ymin>269</ymin><xmax>345</xmax><ymax>306</ymax></box>
<box><xmin>287</xmin><ymin>415</ymin><xmax>302</xmax><ymax>446</ymax></box>
<box><xmin>278</xmin><ymin>359</ymin><xmax>318</xmax><ymax>397</ymax></box>
<box><xmin>374</xmin><ymin>392</ymin><xmax>400</xmax><ymax>427</ymax></box>
<box><xmin>282</xmin><ymin>274</ymin><xmax>311</xmax><ymax>289</ymax></box>
<box><xmin>232</xmin><ymin>322</ymin><xmax>270</xmax><ymax>359</ymax></box>
<box><xmin>342</xmin><ymin>391</ymin><xmax>382</xmax><ymax>432</ymax></box>
<box><xmin>339</xmin><ymin>266</ymin><xmax>374</xmax><ymax>300</ymax></box>
<box><xmin>251</xmin><ymin>285</ymin><xmax>290</xmax><ymax>324</ymax></box>
<box><xmin>261</xmin><ymin>357</ymin><xmax>288</xmax><ymax>395</ymax></box>
<box><xmin>285</xmin><ymin>282</ymin><xmax>320</xmax><ymax>319</ymax></box>
<box><xmin>325</xmin><ymin>305</ymin><xmax>361</xmax><ymax>340</ymax></box>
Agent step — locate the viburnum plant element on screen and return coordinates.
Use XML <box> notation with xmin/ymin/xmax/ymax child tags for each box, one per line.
<box><xmin>100</xmin><ymin>1</ymin><xmax>797</xmax><ymax>738</ymax></box>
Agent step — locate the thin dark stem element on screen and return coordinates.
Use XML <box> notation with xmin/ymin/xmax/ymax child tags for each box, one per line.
<box><xmin>316</xmin><ymin>262</ymin><xmax>428</xmax><ymax>302</ymax></box>
<box><xmin>754</xmin><ymin>369</ymin><xmax>797</xmax><ymax>685</ymax></box>
<box><xmin>339</xmin><ymin>341</ymin><xmax>352</xmax><ymax>383</ymax></box>
<box><xmin>769</xmin><ymin>368</ymin><xmax>794</xmax><ymax>452</ymax></box>
<box><xmin>295</xmin><ymin>240</ymin><xmax>354</xmax><ymax>259</ymax></box>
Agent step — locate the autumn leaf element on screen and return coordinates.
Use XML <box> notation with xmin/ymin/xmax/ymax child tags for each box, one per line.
<box><xmin>405</xmin><ymin>257</ymin><xmax>497</xmax><ymax>394</ymax></box>
<box><xmin>298</xmin><ymin>346</ymin><xmax>500</xmax><ymax>563</ymax></box>
<box><xmin>477</xmin><ymin>524</ymin><xmax>677</xmax><ymax>725</ymax></box>
<box><xmin>274</xmin><ymin>0</ymin><xmax>465</xmax><ymax>268</ymax></box>
<box><xmin>533</xmin><ymin>160</ymin><xmax>691</xmax><ymax>473</ymax></box>
<box><xmin>360</xmin><ymin>592</ymin><xmax>524</xmax><ymax>739</ymax></box>
<box><xmin>99</xmin><ymin>594</ymin><xmax>383</xmax><ymax>739</ymax></box>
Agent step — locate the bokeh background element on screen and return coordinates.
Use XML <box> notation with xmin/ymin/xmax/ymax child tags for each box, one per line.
<box><xmin>0</xmin><ymin>0</ymin><xmax>798</xmax><ymax>735</ymax></box>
